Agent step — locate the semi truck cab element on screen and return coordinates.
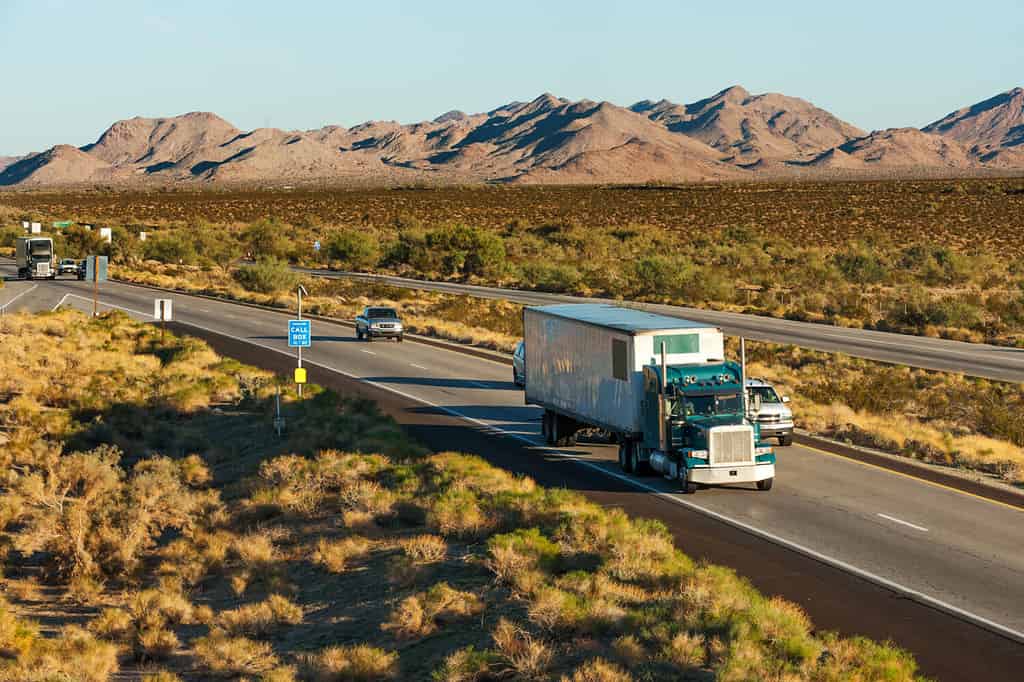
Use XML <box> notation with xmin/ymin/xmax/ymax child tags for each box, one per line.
<box><xmin>627</xmin><ymin>360</ymin><xmax>776</xmax><ymax>493</ymax></box>
<box><xmin>15</xmin><ymin>237</ymin><xmax>55</xmax><ymax>280</ymax></box>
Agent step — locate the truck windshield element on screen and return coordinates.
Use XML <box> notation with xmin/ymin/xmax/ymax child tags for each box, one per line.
<box><xmin>675</xmin><ymin>393</ymin><xmax>743</xmax><ymax>417</ymax></box>
<box><xmin>367</xmin><ymin>308</ymin><xmax>397</xmax><ymax>319</ymax></box>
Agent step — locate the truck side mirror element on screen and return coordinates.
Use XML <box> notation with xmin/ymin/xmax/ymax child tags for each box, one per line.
<box><xmin>782</xmin><ymin>396</ymin><xmax>790</xmax><ymax>403</ymax></box>
<box><xmin>752</xmin><ymin>394</ymin><xmax>762</xmax><ymax>411</ymax></box>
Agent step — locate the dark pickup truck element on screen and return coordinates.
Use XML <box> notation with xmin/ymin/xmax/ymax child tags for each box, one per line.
<box><xmin>355</xmin><ymin>306</ymin><xmax>404</xmax><ymax>342</ymax></box>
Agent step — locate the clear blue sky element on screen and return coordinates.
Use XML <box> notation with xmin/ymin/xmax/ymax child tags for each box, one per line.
<box><xmin>2</xmin><ymin>0</ymin><xmax>1022</xmax><ymax>155</ymax></box>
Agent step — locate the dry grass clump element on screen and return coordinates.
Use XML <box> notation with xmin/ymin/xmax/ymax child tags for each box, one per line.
<box><xmin>491</xmin><ymin>617</ymin><xmax>553</xmax><ymax>678</ymax></box>
<box><xmin>192</xmin><ymin>629</ymin><xmax>280</xmax><ymax>676</ymax></box>
<box><xmin>299</xmin><ymin>644</ymin><xmax>399</xmax><ymax>681</ymax></box>
<box><xmin>560</xmin><ymin>658</ymin><xmax>633</xmax><ymax>682</ymax></box>
<box><xmin>0</xmin><ymin>598</ymin><xmax>119</xmax><ymax>681</ymax></box>
<box><xmin>218</xmin><ymin>594</ymin><xmax>304</xmax><ymax>637</ymax></box>
<box><xmin>312</xmin><ymin>536</ymin><xmax>373</xmax><ymax>573</ymax></box>
<box><xmin>88</xmin><ymin>587</ymin><xmax>196</xmax><ymax>661</ymax></box>
<box><xmin>401</xmin><ymin>534</ymin><xmax>447</xmax><ymax>563</ymax></box>
<box><xmin>381</xmin><ymin>582</ymin><xmax>483</xmax><ymax>638</ymax></box>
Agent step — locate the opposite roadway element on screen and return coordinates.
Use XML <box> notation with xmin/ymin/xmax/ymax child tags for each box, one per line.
<box><xmin>297</xmin><ymin>267</ymin><xmax>1024</xmax><ymax>384</ymax></box>
<box><xmin>3</xmin><ymin>267</ymin><xmax>1023</xmax><ymax>681</ymax></box>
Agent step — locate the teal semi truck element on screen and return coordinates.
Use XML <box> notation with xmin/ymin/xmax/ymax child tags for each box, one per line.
<box><xmin>523</xmin><ymin>304</ymin><xmax>775</xmax><ymax>493</ymax></box>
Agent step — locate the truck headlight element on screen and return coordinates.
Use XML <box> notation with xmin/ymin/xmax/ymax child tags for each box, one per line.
<box><xmin>689</xmin><ymin>450</ymin><xmax>708</xmax><ymax>460</ymax></box>
<box><xmin>755</xmin><ymin>446</ymin><xmax>773</xmax><ymax>456</ymax></box>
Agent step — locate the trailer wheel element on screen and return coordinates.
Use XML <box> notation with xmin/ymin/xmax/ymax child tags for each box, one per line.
<box><xmin>757</xmin><ymin>478</ymin><xmax>773</xmax><ymax>491</ymax></box>
<box><xmin>542</xmin><ymin>411</ymin><xmax>556</xmax><ymax>446</ymax></box>
<box><xmin>682</xmin><ymin>480</ymin><xmax>698</xmax><ymax>494</ymax></box>
<box><xmin>618</xmin><ymin>441</ymin><xmax>634</xmax><ymax>473</ymax></box>
<box><xmin>630</xmin><ymin>447</ymin><xmax>651</xmax><ymax>476</ymax></box>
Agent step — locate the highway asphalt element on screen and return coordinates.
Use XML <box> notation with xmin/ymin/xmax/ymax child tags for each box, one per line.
<box><xmin>298</xmin><ymin>267</ymin><xmax>1024</xmax><ymax>384</ymax></box>
<box><xmin>4</xmin><ymin>267</ymin><xmax>1024</xmax><ymax>680</ymax></box>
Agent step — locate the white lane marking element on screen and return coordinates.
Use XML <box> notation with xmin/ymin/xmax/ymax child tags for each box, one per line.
<box><xmin>0</xmin><ymin>284</ymin><xmax>39</xmax><ymax>312</ymax></box>
<box><xmin>57</xmin><ymin>290</ymin><xmax>1024</xmax><ymax>645</ymax></box>
<box><xmin>877</xmin><ymin>513</ymin><xmax>929</xmax><ymax>532</ymax></box>
<box><xmin>410</xmin><ymin>364</ymin><xmax>428</xmax><ymax>370</ymax></box>
<box><xmin>360</xmin><ymin>349</ymin><xmax>376</xmax><ymax>355</ymax></box>
<box><xmin>61</xmin><ymin>294</ymin><xmax>149</xmax><ymax>317</ymax></box>
<box><xmin>52</xmin><ymin>293</ymin><xmax>72</xmax><ymax>311</ymax></box>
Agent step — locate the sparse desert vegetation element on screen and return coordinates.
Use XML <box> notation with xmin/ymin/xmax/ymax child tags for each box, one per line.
<box><xmin>0</xmin><ymin>309</ymin><xmax>924</xmax><ymax>680</ymax></box>
<box><xmin>3</xmin><ymin>180</ymin><xmax>1024</xmax><ymax>344</ymax></box>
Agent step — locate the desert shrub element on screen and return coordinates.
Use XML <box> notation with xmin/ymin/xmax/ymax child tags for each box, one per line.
<box><xmin>518</xmin><ymin>261</ymin><xmax>582</xmax><ymax>292</ymax></box>
<box><xmin>382</xmin><ymin>582</ymin><xmax>483</xmax><ymax>638</ymax></box>
<box><xmin>312</xmin><ymin>536</ymin><xmax>372</xmax><ymax>573</ymax></box>
<box><xmin>9</xmin><ymin>448</ymin><xmax>216</xmax><ymax>587</ymax></box>
<box><xmin>402</xmin><ymin>534</ymin><xmax>447</xmax><ymax>563</ymax></box>
<box><xmin>243</xmin><ymin>218</ymin><xmax>290</xmax><ymax>259</ymax></box>
<box><xmin>300</xmin><ymin>644</ymin><xmax>399</xmax><ymax>681</ymax></box>
<box><xmin>492</xmin><ymin>618</ymin><xmax>552</xmax><ymax>678</ymax></box>
<box><xmin>193</xmin><ymin>629</ymin><xmax>280</xmax><ymax>676</ymax></box>
<box><xmin>0</xmin><ymin>600</ymin><xmax>119</xmax><ymax>681</ymax></box>
<box><xmin>219</xmin><ymin>594</ymin><xmax>304</xmax><ymax>637</ymax></box>
<box><xmin>560</xmin><ymin>658</ymin><xmax>633</xmax><ymax>682</ymax></box>
<box><xmin>432</xmin><ymin>646</ymin><xmax>501</xmax><ymax>681</ymax></box>
<box><xmin>327</xmin><ymin>230</ymin><xmax>380</xmax><ymax>270</ymax></box>
<box><xmin>144</xmin><ymin>231</ymin><xmax>199</xmax><ymax>264</ymax></box>
<box><xmin>233</xmin><ymin>256</ymin><xmax>299</xmax><ymax>294</ymax></box>
<box><xmin>89</xmin><ymin>587</ymin><xmax>194</xmax><ymax>661</ymax></box>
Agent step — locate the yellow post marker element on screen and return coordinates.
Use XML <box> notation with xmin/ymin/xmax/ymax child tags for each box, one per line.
<box><xmin>294</xmin><ymin>367</ymin><xmax>307</xmax><ymax>385</ymax></box>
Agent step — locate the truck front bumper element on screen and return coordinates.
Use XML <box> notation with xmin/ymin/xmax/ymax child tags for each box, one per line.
<box><xmin>687</xmin><ymin>463</ymin><xmax>775</xmax><ymax>485</ymax></box>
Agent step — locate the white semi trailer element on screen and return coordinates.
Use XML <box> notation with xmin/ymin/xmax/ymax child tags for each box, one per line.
<box><xmin>15</xmin><ymin>237</ymin><xmax>55</xmax><ymax>280</ymax></box>
<box><xmin>523</xmin><ymin>304</ymin><xmax>775</xmax><ymax>493</ymax></box>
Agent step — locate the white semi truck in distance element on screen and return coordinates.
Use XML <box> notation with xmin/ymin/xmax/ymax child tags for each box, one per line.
<box><xmin>523</xmin><ymin>304</ymin><xmax>776</xmax><ymax>493</ymax></box>
<box><xmin>15</xmin><ymin>237</ymin><xmax>56</xmax><ymax>280</ymax></box>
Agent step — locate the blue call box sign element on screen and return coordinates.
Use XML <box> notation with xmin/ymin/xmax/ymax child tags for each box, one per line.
<box><xmin>288</xmin><ymin>319</ymin><xmax>311</xmax><ymax>347</ymax></box>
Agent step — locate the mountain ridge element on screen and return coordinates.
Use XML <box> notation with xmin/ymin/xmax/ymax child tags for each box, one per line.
<box><xmin>3</xmin><ymin>86</ymin><xmax>1022</xmax><ymax>187</ymax></box>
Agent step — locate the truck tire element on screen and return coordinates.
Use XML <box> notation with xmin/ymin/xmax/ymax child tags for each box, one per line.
<box><xmin>630</xmin><ymin>447</ymin><xmax>651</xmax><ymax>476</ymax></box>
<box><xmin>682</xmin><ymin>480</ymin><xmax>698</xmax><ymax>494</ymax></box>
<box><xmin>542</xmin><ymin>411</ymin><xmax>555</xmax><ymax>446</ymax></box>
<box><xmin>618</xmin><ymin>441</ymin><xmax>634</xmax><ymax>473</ymax></box>
<box><xmin>778</xmin><ymin>434</ymin><xmax>793</xmax><ymax>446</ymax></box>
<box><xmin>356</xmin><ymin>329</ymin><xmax>363</xmax><ymax>340</ymax></box>
<box><xmin>757</xmin><ymin>478</ymin><xmax>774</xmax><ymax>491</ymax></box>
<box><xmin>552</xmin><ymin>414</ymin><xmax>576</xmax><ymax>447</ymax></box>
<box><xmin>397</xmin><ymin>335</ymin><xmax>404</xmax><ymax>343</ymax></box>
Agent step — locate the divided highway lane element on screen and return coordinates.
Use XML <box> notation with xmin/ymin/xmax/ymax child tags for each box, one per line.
<box><xmin>8</xmin><ymin>276</ymin><xmax>1024</xmax><ymax>678</ymax></box>
<box><xmin>300</xmin><ymin>268</ymin><xmax>1024</xmax><ymax>383</ymax></box>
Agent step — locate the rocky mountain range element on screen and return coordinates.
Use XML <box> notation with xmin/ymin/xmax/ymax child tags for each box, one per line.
<box><xmin>2</xmin><ymin>86</ymin><xmax>1022</xmax><ymax>187</ymax></box>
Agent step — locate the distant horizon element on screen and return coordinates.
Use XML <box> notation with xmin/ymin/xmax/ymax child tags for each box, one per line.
<box><xmin>3</xmin><ymin>1</ymin><xmax>1022</xmax><ymax>156</ymax></box>
<box><xmin>4</xmin><ymin>83</ymin><xmax>1022</xmax><ymax>159</ymax></box>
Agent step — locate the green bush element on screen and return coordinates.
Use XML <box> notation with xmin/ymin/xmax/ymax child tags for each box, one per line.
<box><xmin>327</xmin><ymin>230</ymin><xmax>380</xmax><ymax>270</ymax></box>
<box><xmin>143</xmin><ymin>232</ymin><xmax>198</xmax><ymax>265</ymax></box>
<box><xmin>233</xmin><ymin>257</ymin><xmax>299</xmax><ymax>294</ymax></box>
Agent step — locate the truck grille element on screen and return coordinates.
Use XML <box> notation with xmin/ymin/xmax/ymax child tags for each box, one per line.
<box><xmin>709</xmin><ymin>426</ymin><xmax>754</xmax><ymax>465</ymax></box>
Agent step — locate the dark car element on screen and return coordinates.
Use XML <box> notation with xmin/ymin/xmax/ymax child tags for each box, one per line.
<box><xmin>512</xmin><ymin>340</ymin><xmax>525</xmax><ymax>387</ymax></box>
<box><xmin>355</xmin><ymin>306</ymin><xmax>404</xmax><ymax>342</ymax></box>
